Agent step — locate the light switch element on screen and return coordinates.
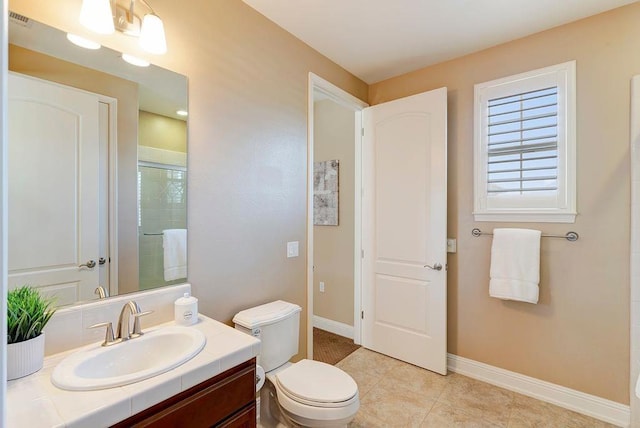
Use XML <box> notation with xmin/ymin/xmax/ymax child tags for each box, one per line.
<box><xmin>287</xmin><ymin>241</ymin><xmax>299</xmax><ymax>258</ymax></box>
<box><xmin>447</xmin><ymin>238</ymin><xmax>457</xmax><ymax>253</ymax></box>
<box><xmin>319</xmin><ymin>281</ymin><xmax>325</xmax><ymax>292</ymax></box>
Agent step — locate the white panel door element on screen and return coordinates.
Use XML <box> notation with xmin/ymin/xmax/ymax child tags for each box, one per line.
<box><xmin>362</xmin><ymin>87</ymin><xmax>447</xmax><ymax>374</ymax></box>
<box><xmin>8</xmin><ymin>73</ymin><xmax>100</xmax><ymax>306</ymax></box>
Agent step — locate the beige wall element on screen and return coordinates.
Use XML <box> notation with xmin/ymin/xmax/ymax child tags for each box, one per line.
<box><xmin>12</xmin><ymin>0</ymin><xmax>630</xmax><ymax>405</ymax></box>
<box><xmin>139</xmin><ymin>110</ymin><xmax>187</xmax><ymax>153</ymax></box>
<box><xmin>313</xmin><ymin>99</ymin><xmax>355</xmax><ymax>326</ymax></box>
<box><xmin>9</xmin><ymin>0</ymin><xmax>368</xmax><ymax>362</ymax></box>
<box><xmin>8</xmin><ymin>44</ymin><xmax>140</xmax><ymax>292</ymax></box>
<box><xmin>370</xmin><ymin>4</ymin><xmax>639</xmax><ymax>404</ymax></box>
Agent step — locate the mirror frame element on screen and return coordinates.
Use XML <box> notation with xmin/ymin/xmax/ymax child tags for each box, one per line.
<box><xmin>1</xmin><ymin>1</ymin><xmax>9</xmax><ymax>423</ymax></box>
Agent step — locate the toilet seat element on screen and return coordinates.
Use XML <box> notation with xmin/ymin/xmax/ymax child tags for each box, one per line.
<box><xmin>269</xmin><ymin>359</ymin><xmax>360</xmax><ymax>423</ymax></box>
<box><xmin>275</xmin><ymin>359</ymin><xmax>358</xmax><ymax>407</ymax></box>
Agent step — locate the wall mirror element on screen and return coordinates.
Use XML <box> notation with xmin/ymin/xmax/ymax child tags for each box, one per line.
<box><xmin>8</xmin><ymin>12</ymin><xmax>188</xmax><ymax>308</ymax></box>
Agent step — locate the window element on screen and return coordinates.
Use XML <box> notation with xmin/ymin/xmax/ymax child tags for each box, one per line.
<box><xmin>473</xmin><ymin>61</ymin><xmax>576</xmax><ymax>223</ymax></box>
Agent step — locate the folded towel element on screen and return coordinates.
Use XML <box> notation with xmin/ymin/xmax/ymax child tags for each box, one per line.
<box><xmin>489</xmin><ymin>228</ymin><xmax>541</xmax><ymax>304</ymax></box>
<box><xmin>163</xmin><ymin>229</ymin><xmax>187</xmax><ymax>281</ymax></box>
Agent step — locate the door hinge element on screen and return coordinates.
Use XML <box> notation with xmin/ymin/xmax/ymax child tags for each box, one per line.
<box><xmin>361</xmin><ymin>310</ymin><xmax>364</xmax><ymax>319</ymax></box>
<box><xmin>361</xmin><ymin>249</ymin><xmax>364</xmax><ymax>258</ymax></box>
<box><xmin>361</xmin><ymin>128</ymin><xmax>365</xmax><ymax>136</ymax></box>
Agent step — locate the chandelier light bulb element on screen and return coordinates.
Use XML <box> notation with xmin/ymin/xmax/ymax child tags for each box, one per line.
<box><xmin>79</xmin><ymin>0</ymin><xmax>115</xmax><ymax>35</ymax></box>
<box><xmin>139</xmin><ymin>14</ymin><xmax>167</xmax><ymax>55</ymax></box>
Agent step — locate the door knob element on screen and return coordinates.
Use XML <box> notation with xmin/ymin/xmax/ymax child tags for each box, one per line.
<box><xmin>98</xmin><ymin>257</ymin><xmax>106</xmax><ymax>265</ymax></box>
<box><xmin>424</xmin><ymin>263</ymin><xmax>443</xmax><ymax>271</ymax></box>
<box><xmin>79</xmin><ymin>260</ymin><xmax>96</xmax><ymax>269</ymax></box>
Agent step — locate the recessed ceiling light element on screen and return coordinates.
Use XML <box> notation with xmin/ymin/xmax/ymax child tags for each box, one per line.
<box><xmin>121</xmin><ymin>54</ymin><xmax>150</xmax><ymax>67</ymax></box>
<box><xmin>66</xmin><ymin>33</ymin><xmax>101</xmax><ymax>50</ymax></box>
<box><xmin>176</xmin><ymin>110</ymin><xmax>188</xmax><ymax>117</ymax></box>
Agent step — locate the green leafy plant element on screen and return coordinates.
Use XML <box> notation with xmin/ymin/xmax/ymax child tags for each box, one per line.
<box><xmin>7</xmin><ymin>286</ymin><xmax>56</xmax><ymax>344</ymax></box>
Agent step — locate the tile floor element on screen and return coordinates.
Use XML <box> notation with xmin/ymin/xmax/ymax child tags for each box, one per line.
<box><xmin>338</xmin><ymin>348</ymin><xmax>618</xmax><ymax>428</ymax></box>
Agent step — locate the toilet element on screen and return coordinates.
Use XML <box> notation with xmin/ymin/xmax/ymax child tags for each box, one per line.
<box><xmin>233</xmin><ymin>300</ymin><xmax>359</xmax><ymax>428</ymax></box>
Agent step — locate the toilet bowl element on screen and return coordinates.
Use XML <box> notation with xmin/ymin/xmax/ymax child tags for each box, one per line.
<box><xmin>268</xmin><ymin>360</ymin><xmax>359</xmax><ymax>427</ymax></box>
<box><xmin>233</xmin><ymin>300</ymin><xmax>359</xmax><ymax>427</ymax></box>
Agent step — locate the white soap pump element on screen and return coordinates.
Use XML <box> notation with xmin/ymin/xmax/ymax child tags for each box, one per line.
<box><xmin>174</xmin><ymin>292</ymin><xmax>198</xmax><ymax>326</ymax></box>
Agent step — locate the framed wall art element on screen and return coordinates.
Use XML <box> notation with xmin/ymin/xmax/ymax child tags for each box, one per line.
<box><xmin>313</xmin><ymin>159</ymin><xmax>339</xmax><ymax>226</ymax></box>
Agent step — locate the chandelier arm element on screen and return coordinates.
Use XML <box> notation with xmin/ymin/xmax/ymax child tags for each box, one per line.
<box><xmin>137</xmin><ymin>0</ymin><xmax>157</xmax><ymax>16</ymax></box>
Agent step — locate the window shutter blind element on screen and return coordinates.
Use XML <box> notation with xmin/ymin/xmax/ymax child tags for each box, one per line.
<box><xmin>487</xmin><ymin>86</ymin><xmax>558</xmax><ymax>194</ymax></box>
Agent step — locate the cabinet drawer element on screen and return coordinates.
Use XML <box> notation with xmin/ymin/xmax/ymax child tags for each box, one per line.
<box><xmin>112</xmin><ymin>358</ymin><xmax>256</xmax><ymax>428</ymax></box>
<box><xmin>218</xmin><ymin>403</ymin><xmax>257</xmax><ymax>428</ymax></box>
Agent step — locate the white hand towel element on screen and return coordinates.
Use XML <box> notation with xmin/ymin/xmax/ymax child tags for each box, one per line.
<box><xmin>163</xmin><ymin>229</ymin><xmax>187</xmax><ymax>281</ymax></box>
<box><xmin>489</xmin><ymin>228</ymin><xmax>541</xmax><ymax>304</ymax></box>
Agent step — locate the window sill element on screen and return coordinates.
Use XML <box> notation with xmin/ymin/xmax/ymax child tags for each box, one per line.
<box><xmin>473</xmin><ymin>211</ymin><xmax>577</xmax><ymax>223</ymax></box>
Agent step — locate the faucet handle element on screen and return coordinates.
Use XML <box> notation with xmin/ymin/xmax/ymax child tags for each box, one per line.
<box><xmin>88</xmin><ymin>322</ymin><xmax>121</xmax><ymax>347</ymax></box>
<box><xmin>94</xmin><ymin>286</ymin><xmax>108</xmax><ymax>299</ymax></box>
<box><xmin>131</xmin><ymin>310</ymin><xmax>154</xmax><ymax>337</ymax></box>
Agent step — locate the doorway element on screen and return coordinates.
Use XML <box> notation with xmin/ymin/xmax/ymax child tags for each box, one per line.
<box><xmin>307</xmin><ymin>73</ymin><xmax>368</xmax><ymax>362</ymax></box>
<box><xmin>307</xmin><ymin>77</ymin><xmax>448</xmax><ymax>374</ymax></box>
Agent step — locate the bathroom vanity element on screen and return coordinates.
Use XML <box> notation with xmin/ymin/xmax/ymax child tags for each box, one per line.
<box><xmin>6</xmin><ymin>313</ymin><xmax>261</xmax><ymax>427</ymax></box>
<box><xmin>112</xmin><ymin>358</ymin><xmax>256</xmax><ymax>427</ymax></box>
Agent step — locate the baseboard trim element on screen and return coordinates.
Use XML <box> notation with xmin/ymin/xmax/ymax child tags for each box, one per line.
<box><xmin>447</xmin><ymin>354</ymin><xmax>630</xmax><ymax>427</ymax></box>
<box><xmin>313</xmin><ymin>315</ymin><xmax>354</xmax><ymax>339</ymax></box>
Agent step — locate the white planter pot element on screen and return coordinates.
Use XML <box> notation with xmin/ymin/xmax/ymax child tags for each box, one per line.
<box><xmin>7</xmin><ymin>332</ymin><xmax>45</xmax><ymax>380</ymax></box>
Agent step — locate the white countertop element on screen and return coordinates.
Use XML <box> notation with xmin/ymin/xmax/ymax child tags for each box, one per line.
<box><xmin>7</xmin><ymin>315</ymin><xmax>261</xmax><ymax>428</ymax></box>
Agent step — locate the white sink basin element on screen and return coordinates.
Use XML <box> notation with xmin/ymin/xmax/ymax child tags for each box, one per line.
<box><xmin>51</xmin><ymin>326</ymin><xmax>206</xmax><ymax>391</ymax></box>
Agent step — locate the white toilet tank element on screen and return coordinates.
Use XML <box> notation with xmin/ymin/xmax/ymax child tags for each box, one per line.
<box><xmin>233</xmin><ymin>300</ymin><xmax>302</xmax><ymax>372</ymax></box>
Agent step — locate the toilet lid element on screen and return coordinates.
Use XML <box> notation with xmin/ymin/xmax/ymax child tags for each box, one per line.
<box><xmin>275</xmin><ymin>359</ymin><xmax>358</xmax><ymax>406</ymax></box>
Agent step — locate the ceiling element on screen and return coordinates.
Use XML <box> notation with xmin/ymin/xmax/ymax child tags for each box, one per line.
<box><xmin>242</xmin><ymin>0</ymin><xmax>638</xmax><ymax>84</ymax></box>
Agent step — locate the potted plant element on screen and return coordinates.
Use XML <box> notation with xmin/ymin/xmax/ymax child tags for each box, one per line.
<box><xmin>7</xmin><ymin>286</ymin><xmax>56</xmax><ymax>380</ymax></box>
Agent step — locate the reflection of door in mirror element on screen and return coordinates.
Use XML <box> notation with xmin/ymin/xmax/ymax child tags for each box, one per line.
<box><xmin>8</xmin><ymin>73</ymin><xmax>117</xmax><ymax>306</ymax></box>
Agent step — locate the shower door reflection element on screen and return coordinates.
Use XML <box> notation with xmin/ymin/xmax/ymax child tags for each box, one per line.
<box><xmin>138</xmin><ymin>163</ymin><xmax>187</xmax><ymax>289</ymax></box>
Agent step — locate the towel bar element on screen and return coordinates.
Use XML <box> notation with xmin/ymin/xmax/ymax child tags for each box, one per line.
<box><xmin>143</xmin><ymin>232</ymin><xmax>164</xmax><ymax>236</ymax></box>
<box><xmin>471</xmin><ymin>228</ymin><xmax>579</xmax><ymax>242</ymax></box>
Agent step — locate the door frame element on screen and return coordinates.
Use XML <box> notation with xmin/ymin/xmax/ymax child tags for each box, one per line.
<box><xmin>97</xmin><ymin>96</ymin><xmax>119</xmax><ymax>296</ymax></box>
<box><xmin>306</xmin><ymin>73</ymin><xmax>368</xmax><ymax>358</ymax></box>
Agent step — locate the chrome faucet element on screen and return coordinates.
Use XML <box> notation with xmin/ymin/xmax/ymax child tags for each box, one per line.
<box><xmin>116</xmin><ymin>301</ymin><xmax>153</xmax><ymax>341</ymax></box>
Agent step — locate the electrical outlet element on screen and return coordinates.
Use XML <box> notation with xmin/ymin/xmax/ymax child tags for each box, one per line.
<box><xmin>447</xmin><ymin>238</ymin><xmax>457</xmax><ymax>253</ymax></box>
<box><xmin>319</xmin><ymin>281</ymin><xmax>325</xmax><ymax>292</ymax></box>
<box><xmin>287</xmin><ymin>241</ymin><xmax>299</xmax><ymax>258</ymax></box>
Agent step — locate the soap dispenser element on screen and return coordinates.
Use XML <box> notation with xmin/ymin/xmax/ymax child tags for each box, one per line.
<box><xmin>174</xmin><ymin>292</ymin><xmax>198</xmax><ymax>326</ymax></box>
